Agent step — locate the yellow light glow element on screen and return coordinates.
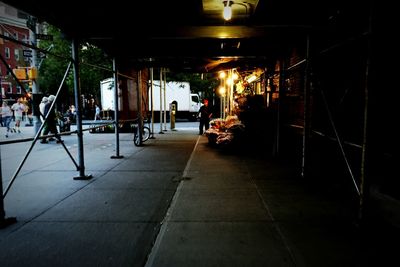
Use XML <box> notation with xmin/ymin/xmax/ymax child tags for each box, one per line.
<box><xmin>247</xmin><ymin>75</ymin><xmax>257</xmax><ymax>83</ymax></box>
<box><xmin>232</xmin><ymin>73</ymin><xmax>239</xmax><ymax>80</ymax></box>
<box><xmin>219</xmin><ymin>86</ymin><xmax>226</xmax><ymax>95</ymax></box>
<box><xmin>226</xmin><ymin>77</ymin><xmax>233</xmax><ymax>86</ymax></box>
<box><xmin>219</xmin><ymin>71</ymin><xmax>226</xmax><ymax>79</ymax></box>
<box><xmin>223</xmin><ymin>6</ymin><xmax>232</xmax><ymax>21</ymax></box>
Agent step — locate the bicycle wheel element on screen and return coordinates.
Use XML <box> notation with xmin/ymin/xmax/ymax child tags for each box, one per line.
<box><xmin>142</xmin><ymin>126</ymin><xmax>151</xmax><ymax>142</ymax></box>
<box><xmin>133</xmin><ymin>126</ymin><xmax>150</xmax><ymax>146</ymax></box>
<box><xmin>134</xmin><ymin>133</ymin><xmax>141</xmax><ymax>146</ymax></box>
<box><xmin>133</xmin><ymin>126</ymin><xmax>141</xmax><ymax>146</ymax></box>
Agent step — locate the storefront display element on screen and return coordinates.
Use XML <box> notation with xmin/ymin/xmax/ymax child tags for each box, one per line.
<box><xmin>205</xmin><ymin>115</ymin><xmax>245</xmax><ymax>147</ymax></box>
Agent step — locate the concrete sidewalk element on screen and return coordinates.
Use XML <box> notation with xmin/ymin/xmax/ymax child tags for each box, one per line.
<box><xmin>145</xmin><ymin>137</ymin><xmax>360</xmax><ymax>267</ymax></box>
<box><xmin>0</xmin><ymin>123</ymin><xmax>398</xmax><ymax>267</ymax></box>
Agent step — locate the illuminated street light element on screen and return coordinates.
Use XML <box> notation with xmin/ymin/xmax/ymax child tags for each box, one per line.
<box><xmin>223</xmin><ymin>1</ymin><xmax>233</xmax><ymax>21</ymax></box>
<box><xmin>219</xmin><ymin>86</ymin><xmax>226</xmax><ymax>96</ymax></box>
<box><xmin>232</xmin><ymin>72</ymin><xmax>239</xmax><ymax>80</ymax></box>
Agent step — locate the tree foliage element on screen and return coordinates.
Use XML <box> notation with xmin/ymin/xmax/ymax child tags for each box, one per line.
<box><xmin>38</xmin><ymin>24</ymin><xmax>112</xmax><ymax>105</ymax></box>
<box><xmin>37</xmin><ymin>24</ymin><xmax>70</xmax><ymax>96</ymax></box>
<box><xmin>165</xmin><ymin>71</ymin><xmax>219</xmax><ymax>100</ymax></box>
<box><xmin>37</xmin><ymin>24</ymin><xmax>219</xmax><ymax>107</ymax></box>
<box><xmin>79</xmin><ymin>43</ymin><xmax>113</xmax><ymax>100</ymax></box>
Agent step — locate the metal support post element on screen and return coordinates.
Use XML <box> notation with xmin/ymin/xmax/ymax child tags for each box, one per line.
<box><xmin>3</xmin><ymin>63</ymin><xmax>78</xmax><ymax>197</ymax></box>
<box><xmin>163</xmin><ymin>69</ymin><xmax>167</xmax><ymax>131</ymax></box>
<box><xmin>159</xmin><ymin>68</ymin><xmax>164</xmax><ymax>134</ymax></box>
<box><xmin>301</xmin><ymin>35</ymin><xmax>311</xmax><ymax>179</ymax></box>
<box><xmin>71</xmin><ymin>39</ymin><xmax>92</xmax><ymax>180</ymax></box>
<box><xmin>136</xmin><ymin>70</ymin><xmax>144</xmax><ymax>146</ymax></box>
<box><xmin>273</xmin><ymin>61</ymin><xmax>285</xmax><ymax>157</ymax></box>
<box><xmin>358</xmin><ymin>5</ymin><xmax>373</xmax><ymax>222</ymax></box>
<box><xmin>0</xmin><ymin>147</ymin><xmax>17</xmax><ymax>228</ymax></box>
<box><xmin>111</xmin><ymin>58</ymin><xmax>123</xmax><ymax>158</ymax></box>
<box><xmin>150</xmin><ymin>67</ymin><xmax>155</xmax><ymax>138</ymax></box>
<box><xmin>229</xmin><ymin>69</ymin><xmax>234</xmax><ymax>115</ymax></box>
<box><xmin>30</xmin><ymin>18</ymin><xmax>41</xmax><ymax>134</ymax></box>
<box><xmin>170</xmin><ymin>103</ymin><xmax>176</xmax><ymax>130</ymax></box>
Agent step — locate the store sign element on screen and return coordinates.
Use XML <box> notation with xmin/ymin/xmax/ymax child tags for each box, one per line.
<box><xmin>13</xmin><ymin>68</ymin><xmax>27</xmax><ymax>80</ymax></box>
<box><xmin>36</xmin><ymin>34</ymin><xmax>53</xmax><ymax>41</ymax></box>
<box><xmin>38</xmin><ymin>51</ymin><xmax>46</xmax><ymax>59</ymax></box>
<box><xmin>23</xmin><ymin>49</ymin><xmax>32</xmax><ymax>57</ymax></box>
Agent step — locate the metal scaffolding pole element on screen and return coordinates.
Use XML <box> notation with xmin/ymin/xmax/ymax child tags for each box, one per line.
<box><xmin>150</xmin><ymin>67</ymin><xmax>155</xmax><ymax>138</ymax></box>
<box><xmin>163</xmin><ymin>69</ymin><xmax>167</xmax><ymax>131</ymax></box>
<box><xmin>159</xmin><ymin>68</ymin><xmax>164</xmax><ymax>134</ymax></box>
<box><xmin>358</xmin><ymin>2</ymin><xmax>373</xmax><ymax>222</ymax></box>
<box><xmin>0</xmin><ymin>146</ymin><xmax>17</xmax><ymax>228</ymax></box>
<box><xmin>71</xmin><ymin>39</ymin><xmax>92</xmax><ymax>180</ymax></box>
<box><xmin>301</xmin><ymin>35</ymin><xmax>311</xmax><ymax>179</ymax></box>
<box><xmin>229</xmin><ymin>69</ymin><xmax>234</xmax><ymax>115</ymax></box>
<box><xmin>3</xmin><ymin>62</ymin><xmax>78</xmax><ymax>198</ymax></box>
<box><xmin>30</xmin><ymin>18</ymin><xmax>42</xmax><ymax>134</ymax></box>
<box><xmin>111</xmin><ymin>58</ymin><xmax>123</xmax><ymax>158</ymax></box>
<box><xmin>320</xmin><ymin>89</ymin><xmax>360</xmax><ymax>195</ymax></box>
<box><xmin>274</xmin><ymin>60</ymin><xmax>285</xmax><ymax>157</ymax></box>
<box><xmin>137</xmin><ymin>70</ymin><xmax>144</xmax><ymax>145</ymax></box>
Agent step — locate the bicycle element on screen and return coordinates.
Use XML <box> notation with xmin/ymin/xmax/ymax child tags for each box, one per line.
<box><xmin>132</xmin><ymin>117</ymin><xmax>151</xmax><ymax>146</ymax></box>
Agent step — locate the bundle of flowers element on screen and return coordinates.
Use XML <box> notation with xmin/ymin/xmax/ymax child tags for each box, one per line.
<box><xmin>210</xmin><ymin>118</ymin><xmax>225</xmax><ymax>130</ymax></box>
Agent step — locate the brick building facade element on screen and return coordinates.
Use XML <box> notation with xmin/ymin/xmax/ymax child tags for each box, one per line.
<box><xmin>0</xmin><ymin>1</ymin><xmax>30</xmax><ymax>102</ymax></box>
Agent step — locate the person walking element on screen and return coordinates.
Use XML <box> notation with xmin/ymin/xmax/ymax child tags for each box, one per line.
<box><xmin>1</xmin><ymin>101</ymin><xmax>13</xmax><ymax>138</ymax></box>
<box><xmin>94</xmin><ymin>104</ymin><xmax>101</xmax><ymax>121</ymax></box>
<box><xmin>40</xmin><ymin>95</ymin><xmax>62</xmax><ymax>144</ymax></box>
<box><xmin>198</xmin><ymin>99</ymin><xmax>213</xmax><ymax>135</ymax></box>
<box><xmin>39</xmin><ymin>96</ymin><xmax>48</xmax><ymax>123</ymax></box>
<box><xmin>11</xmin><ymin>98</ymin><xmax>26</xmax><ymax>133</ymax></box>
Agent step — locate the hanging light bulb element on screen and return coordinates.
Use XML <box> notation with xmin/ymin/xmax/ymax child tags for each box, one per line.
<box><xmin>223</xmin><ymin>1</ymin><xmax>232</xmax><ymax>21</ymax></box>
<box><xmin>219</xmin><ymin>86</ymin><xmax>226</xmax><ymax>96</ymax></box>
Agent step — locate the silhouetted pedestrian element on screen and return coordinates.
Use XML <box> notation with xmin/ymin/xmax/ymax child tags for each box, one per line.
<box><xmin>198</xmin><ymin>99</ymin><xmax>212</xmax><ymax>135</ymax></box>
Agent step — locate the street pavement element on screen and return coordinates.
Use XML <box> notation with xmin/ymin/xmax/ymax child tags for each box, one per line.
<box><xmin>0</xmin><ymin>121</ymin><xmax>399</xmax><ymax>267</ymax></box>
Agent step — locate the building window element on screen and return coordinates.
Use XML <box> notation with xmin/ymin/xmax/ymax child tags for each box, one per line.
<box><xmin>4</xmin><ymin>32</ymin><xmax>9</xmax><ymax>41</ymax></box>
<box><xmin>21</xmin><ymin>34</ymin><xmax>28</xmax><ymax>43</ymax></box>
<box><xmin>15</xmin><ymin>49</ymin><xmax>20</xmax><ymax>61</ymax></box>
<box><xmin>13</xmin><ymin>32</ymin><xmax>18</xmax><ymax>40</ymax></box>
<box><xmin>7</xmin><ymin>64</ymin><xmax>12</xmax><ymax>75</ymax></box>
<box><xmin>16</xmin><ymin>86</ymin><xmax>22</xmax><ymax>94</ymax></box>
<box><xmin>6</xmin><ymin>83</ymin><xmax>12</xmax><ymax>93</ymax></box>
<box><xmin>5</xmin><ymin>47</ymin><xmax>10</xmax><ymax>59</ymax></box>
